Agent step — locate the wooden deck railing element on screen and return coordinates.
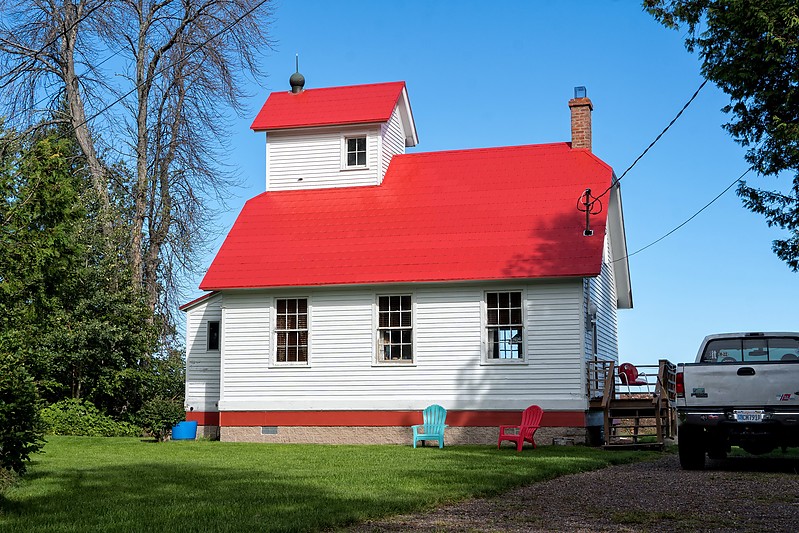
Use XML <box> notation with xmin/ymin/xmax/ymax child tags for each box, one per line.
<box><xmin>587</xmin><ymin>358</ymin><xmax>677</xmax><ymax>448</ymax></box>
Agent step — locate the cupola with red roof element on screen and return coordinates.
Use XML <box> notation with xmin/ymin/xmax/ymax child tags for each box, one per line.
<box><xmin>251</xmin><ymin>76</ymin><xmax>418</xmax><ymax>192</ymax></box>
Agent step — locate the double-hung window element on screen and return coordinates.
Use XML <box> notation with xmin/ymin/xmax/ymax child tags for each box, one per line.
<box><xmin>344</xmin><ymin>136</ymin><xmax>367</xmax><ymax>168</ymax></box>
<box><xmin>275</xmin><ymin>298</ymin><xmax>308</xmax><ymax>364</ymax></box>
<box><xmin>377</xmin><ymin>295</ymin><xmax>413</xmax><ymax>363</ymax></box>
<box><xmin>485</xmin><ymin>291</ymin><xmax>524</xmax><ymax>361</ymax></box>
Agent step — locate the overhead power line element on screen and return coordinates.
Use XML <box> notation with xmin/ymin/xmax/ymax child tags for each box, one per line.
<box><xmin>0</xmin><ymin>0</ymin><xmax>110</xmax><ymax>91</ymax></box>
<box><xmin>592</xmin><ymin>79</ymin><xmax>709</xmax><ymax>207</ymax></box>
<box><xmin>1</xmin><ymin>0</ymin><xmax>270</xmax><ymax>223</ymax></box>
<box><xmin>4</xmin><ymin>0</ymin><xmax>269</xmax><ymax>137</ymax></box>
<box><xmin>614</xmin><ymin>80</ymin><xmax>709</xmax><ymax>185</ymax></box>
<box><xmin>613</xmin><ymin>168</ymin><xmax>752</xmax><ymax>264</ymax></box>
<box><xmin>79</xmin><ymin>0</ymin><xmax>271</xmax><ymax>133</ymax></box>
<box><xmin>9</xmin><ymin>46</ymin><xmax>126</xmax><ymax>126</ymax></box>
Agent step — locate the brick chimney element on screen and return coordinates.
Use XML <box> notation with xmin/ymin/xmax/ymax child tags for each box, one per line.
<box><xmin>569</xmin><ymin>86</ymin><xmax>593</xmax><ymax>151</ymax></box>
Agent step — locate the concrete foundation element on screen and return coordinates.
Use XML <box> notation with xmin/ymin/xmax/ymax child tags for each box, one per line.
<box><xmin>217</xmin><ymin>425</ymin><xmax>588</xmax><ymax>445</ymax></box>
<box><xmin>197</xmin><ymin>425</ymin><xmax>220</xmax><ymax>440</ymax></box>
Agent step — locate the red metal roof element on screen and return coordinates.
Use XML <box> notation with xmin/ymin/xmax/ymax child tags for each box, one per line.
<box><xmin>251</xmin><ymin>81</ymin><xmax>406</xmax><ymax>131</ymax></box>
<box><xmin>200</xmin><ymin>143</ymin><xmax>613</xmax><ymax>290</ymax></box>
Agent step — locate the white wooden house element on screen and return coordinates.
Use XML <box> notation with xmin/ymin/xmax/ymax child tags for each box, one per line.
<box><xmin>181</xmin><ymin>75</ymin><xmax>632</xmax><ymax>444</ymax></box>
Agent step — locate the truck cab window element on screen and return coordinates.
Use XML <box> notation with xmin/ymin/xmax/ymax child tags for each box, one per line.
<box><xmin>768</xmin><ymin>337</ymin><xmax>799</xmax><ymax>361</ymax></box>
<box><xmin>702</xmin><ymin>336</ymin><xmax>799</xmax><ymax>363</ymax></box>
<box><xmin>743</xmin><ymin>339</ymin><xmax>768</xmax><ymax>362</ymax></box>
<box><xmin>701</xmin><ymin>339</ymin><xmax>742</xmax><ymax>363</ymax></box>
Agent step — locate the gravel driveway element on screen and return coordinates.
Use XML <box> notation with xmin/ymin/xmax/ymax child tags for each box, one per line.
<box><xmin>349</xmin><ymin>454</ymin><xmax>799</xmax><ymax>532</ymax></box>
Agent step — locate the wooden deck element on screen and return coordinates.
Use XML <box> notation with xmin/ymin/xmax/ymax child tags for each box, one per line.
<box><xmin>587</xmin><ymin>359</ymin><xmax>677</xmax><ymax>449</ymax></box>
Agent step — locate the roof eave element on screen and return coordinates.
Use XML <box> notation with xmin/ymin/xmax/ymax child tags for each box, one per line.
<box><xmin>179</xmin><ymin>291</ymin><xmax>219</xmax><ymax>312</ymax></box>
<box><xmin>198</xmin><ymin>272</ymin><xmax>600</xmax><ymax>292</ymax></box>
<box><xmin>398</xmin><ymin>86</ymin><xmax>419</xmax><ymax>147</ymax></box>
<box><xmin>252</xmin><ymin>118</ymin><xmax>391</xmax><ymax>133</ymax></box>
<box><xmin>608</xmin><ymin>178</ymin><xmax>633</xmax><ymax>309</ymax></box>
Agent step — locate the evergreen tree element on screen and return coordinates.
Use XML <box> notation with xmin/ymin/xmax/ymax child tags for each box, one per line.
<box><xmin>646</xmin><ymin>0</ymin><xmax>799</xmax><ymax>270</ymax></box>
<box><xmin>0</xmin><ymin>126</ymin><xmax>174</xmax><ymax>421</ymax></box>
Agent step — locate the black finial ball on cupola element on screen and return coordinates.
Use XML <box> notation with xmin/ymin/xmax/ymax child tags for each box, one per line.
<box><xmin>290</xmin><ymin>71</ymin><xmax>305</xmax><ymax>94</ymax></box>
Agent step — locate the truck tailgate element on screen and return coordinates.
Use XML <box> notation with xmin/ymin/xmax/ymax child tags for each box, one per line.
<box><xmin>681</xmin><ymin>362</ymin><xmax>799</xmax><ymax>408</ymax></box>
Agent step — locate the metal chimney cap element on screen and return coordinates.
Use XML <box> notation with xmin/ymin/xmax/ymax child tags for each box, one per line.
<box><xmin>574</xmin><ymin>86</ymin><xmax>587</xmax><ymax>98</ymax></box>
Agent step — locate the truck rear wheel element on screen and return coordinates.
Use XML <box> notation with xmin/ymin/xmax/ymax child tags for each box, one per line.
<box><xmin>678</xmin><ymin>425</ymin><xmax>706</xmax><ymax>470</ymax></box>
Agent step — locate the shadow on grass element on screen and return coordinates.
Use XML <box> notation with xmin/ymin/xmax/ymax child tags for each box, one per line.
<box><xmin>0</xmin><ymin>443</ymin><xmax>661</xmax><ymax>533</ymax></box>
<box><xmin>1</xmin><ymin>461</ymin><xmax>381</xmax><ymax>532</ymax></box>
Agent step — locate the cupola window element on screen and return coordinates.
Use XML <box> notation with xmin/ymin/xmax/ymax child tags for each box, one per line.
<box><xmin>345</xmin><ymin>136</ymin><xmax>367</xmax><ymax>167</ymax></box>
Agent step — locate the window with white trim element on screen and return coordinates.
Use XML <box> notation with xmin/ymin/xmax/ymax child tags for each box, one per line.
<box><xmin>207</xmin><ymin>320</ymin><xmax>220</xmax><ymax>351</ymax></box>
<box><xmin>485</xmin><ymin>291</ymin><xmax>524</xmax><ymax>360</ymax></box>
<box><xmin>377</xmin><ymin>295</ymin><xmax>413</xmax><ymax>363</ymax></box>
<box><xmin>275</xmin><ymin>298</ymin><xmax>308</xmax><ymax>363</ymax></box>
<box><xmin>345</xmin><ymin>136</ymin><xmax>367</xmax><ymax>167</ymax></box>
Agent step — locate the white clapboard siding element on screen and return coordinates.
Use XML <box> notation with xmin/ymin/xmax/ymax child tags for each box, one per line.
<box><xmin>185</xmin><ymin>295</ymin><xmax>222</xmax><ymax>411</ymax></box>
<box><xmin>379</xmin><ymin>105</ymin><xmax>407</xmax><ymax>182</ymax></box>
<box><xmin>217</xmin><ymin>280</ymin><xmax>587</xmax><ymax>413</ymax></box>
<box><xmin>219</xmin><ymin>292</ymin><xmax>271</xmax><ymax>402</ymax></box>
<box><xmin>584</xmin><ymin>232</ymin><xmax>620</xmax><ymax>363</ymax></box>
<box><xmin>265</xmin><ymin>125</ymin><xmax>381</xmax><ymax>191</ymax></box>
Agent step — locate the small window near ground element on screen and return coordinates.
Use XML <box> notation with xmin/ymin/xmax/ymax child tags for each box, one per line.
<box><xmin>207</xmin><ymin>321</ymin><xmax>220</xmax><ymax>351</ymax></box>
<box><xmin>486</xmin><ymin>291</ymin><xmax>524</xmax><ymax>360</ymax></box>
<box><xmin>275</xmin><ymin>298</ymin><xmax>308</xmax><ymax>363</ymax></box>
<box><xmin>377</xmin><ymin>295</ymin><xmax>412</xmax><ymax>363</ymax></box>
<box><xmin>345</xmin><ymin>136</ymin><xmax>367</xmax><ymax>167</ymax></box>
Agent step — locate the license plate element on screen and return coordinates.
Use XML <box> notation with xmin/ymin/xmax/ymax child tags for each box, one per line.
<box><xmin>734</xmin><ymin>410</ymin><xmax>764</xmax><ymax>423</ymax></box>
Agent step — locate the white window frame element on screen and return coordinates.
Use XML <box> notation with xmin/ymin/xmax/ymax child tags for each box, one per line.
<box><xmin>373</xmin><ymin>293</ymin><xmax>415</xmax><ymax>365</ymax></box>
<box><xmin>271</xmin><ymin>296</ymin><xmax>311</xmax><ymax>367</ymax></box>
<box><xmin>341</xmin><ymin>134</ymin><xmax>369</xmax><ymax>170</ymax></box>
<box><xmin>207</xmin><ymin>320</ymin><xmax>220</xmax><ymax>352</ymax></box>
<box><xmin>481</xmin><ymin>289</ymin><xmax>528</xmax><ymax>365</ymax></box>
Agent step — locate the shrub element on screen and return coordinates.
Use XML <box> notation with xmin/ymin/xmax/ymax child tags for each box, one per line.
<box><xmin>41</xmin><ymin>399</ymin><xmax>141</xmax><ymax>437</ymax></box>
<box><xmin>0</xmin><ymin>466</ymin><xmax>16</xmax><ymax>494</ymax></box>
<box><xmin>0</xmin><ymin>354</ymin><xmax>44</xmax><ymax>475</ymax></box>
<box><xmin>136</xmin><ymin>399</ymin><xmax>185</xmax><ymax>442</ymax></box>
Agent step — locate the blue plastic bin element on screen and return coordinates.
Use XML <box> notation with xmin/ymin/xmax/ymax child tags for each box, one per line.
<box><xmin>171</xmin><ymin>420</ymin><xmax>198</xmax><ymax>440</ymax></box>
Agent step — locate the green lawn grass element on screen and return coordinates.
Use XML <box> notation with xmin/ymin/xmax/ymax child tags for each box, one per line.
<box><xmin>1</xmin><ymin>437</ymin><xmax>660</xmax><ymax>532</ymax></box>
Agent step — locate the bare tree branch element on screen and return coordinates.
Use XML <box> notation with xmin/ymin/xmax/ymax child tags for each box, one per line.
<box><xmin>0</xmin><ymin>0</ymin><xmax>273</xmax><ymax>324</ymax></box>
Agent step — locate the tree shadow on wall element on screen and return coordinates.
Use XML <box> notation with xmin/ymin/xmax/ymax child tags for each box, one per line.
<box><xmin>442</xmin><ymin>211</ymin><xmax>603</xmax><ymax>445</ymax></box>
<box><xmin>500</xmin><ymin>211</ymin><xmax>603</xmax><ymax>279</ymax></box>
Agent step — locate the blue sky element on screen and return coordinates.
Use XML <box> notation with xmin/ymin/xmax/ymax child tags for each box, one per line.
<box><xmin>188</xmin><ymin>0</ymin><xmax>799</xmax><ymax>366</ymax></box>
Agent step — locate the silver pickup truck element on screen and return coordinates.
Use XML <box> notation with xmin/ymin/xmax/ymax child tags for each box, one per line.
<box><xmin>676</xmin><ymin>332</ymin><xmax>799</xmax><ymax>469</ymax></box>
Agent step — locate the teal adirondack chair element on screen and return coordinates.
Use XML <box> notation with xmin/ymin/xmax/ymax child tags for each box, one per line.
<box><xmin>412</xmin><ymin>404</ymin><xmax>448</xmax><ymax>448</ymax></box>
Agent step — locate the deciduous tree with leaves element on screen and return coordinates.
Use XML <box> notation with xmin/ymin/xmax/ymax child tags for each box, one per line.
<box><xmin>646</xmin><ymin>0</ymin><xmax>799</xmax><ymax>270</ymax></box>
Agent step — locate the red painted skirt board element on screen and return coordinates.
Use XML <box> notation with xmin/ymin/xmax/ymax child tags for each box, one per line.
<box><xmin>186</xmin><ymin>411</ymin><xmax>220</xmax><ymax>425</ymax></box>
<box><xmin>187</xmin><ymin>410</ymin><xmax>586</xmax><ymax>427</ymax></box>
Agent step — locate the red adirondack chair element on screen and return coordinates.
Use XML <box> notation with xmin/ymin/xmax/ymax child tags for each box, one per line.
<box><xmin>497</xmin><ymin>405</ymin><xmax>543</xmax><ymax>451</ymax></box>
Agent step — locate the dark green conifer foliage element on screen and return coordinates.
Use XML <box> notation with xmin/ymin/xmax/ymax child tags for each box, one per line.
<box><xmin>1</xmin><ymin>126</ymin><xmax>175</xmax><ymax>434</ymax></box>
<box><xmin>647</xmin><ymin>0</ymin><xmax>799</xmax><ymax>270</ymax></box>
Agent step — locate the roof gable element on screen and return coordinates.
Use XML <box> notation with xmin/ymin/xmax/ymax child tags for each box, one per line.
<box><xmin>200</xmin><ymin>143</ymin><xmax>614</xmax><ymax>290</ymax></box>
<box><xmin>251</xmin><ymin>81</ymin><xmax>413</xmax><ymax>135</ymax></box>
